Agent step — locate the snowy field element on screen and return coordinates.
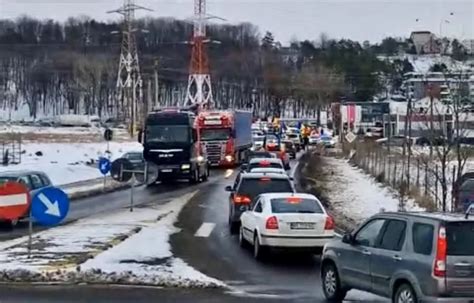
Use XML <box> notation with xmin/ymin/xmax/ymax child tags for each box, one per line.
<box><xmin>323</xmin><ymin>157</ymin><xmax>423</xmax><ymax>224</ymax></box>
<box><xmin>0</xmin><ymin>141</ymin><xmax>142</xmax><ymax>185</ymax></box>
<box><xmin>0</xmin><ymin>191</ymin><xmax>223</xmax><ymax>288</ymax></box>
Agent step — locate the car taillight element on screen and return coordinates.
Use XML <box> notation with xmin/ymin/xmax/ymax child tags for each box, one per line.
<box><xmin>233</xmin><ymin>195</ymin><xmax>251</xmax><ymax>204</ymax></box>
<box><xmin>434</xmin><ymin>226</ymin><xmax>447</xmax><ymax>277</ymax></box>
<box><xmin>324</xmin><ymin>216</ymin><xmax>335</xmax><ymax>230</ymax></box>
<box><xmin>266</xmin><ymin>216</ymin><xmax>279</xmax><ymax>230</ymax></box>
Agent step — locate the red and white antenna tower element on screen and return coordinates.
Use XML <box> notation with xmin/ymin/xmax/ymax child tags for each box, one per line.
<box><xmin>185</xmin><ymin>0</ymin><xmax>223</xmax><ymax>108</ymax></box>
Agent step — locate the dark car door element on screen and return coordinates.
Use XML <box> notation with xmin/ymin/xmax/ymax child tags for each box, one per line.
<box><xmin>339</xmin><ymin>218</ymin><xmax>386</xmax><ymax>292</ymax></box>
<box><xmin>370</xmin><ymin>219</ymin><xmax>407</xmax><ymax>296</ymax></box>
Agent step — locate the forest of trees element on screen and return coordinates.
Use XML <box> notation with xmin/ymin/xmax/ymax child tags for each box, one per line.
<box><xmin>0</xmin><ymin>16</ymin><xmax>468</xmax><ymax>121</ymax></box>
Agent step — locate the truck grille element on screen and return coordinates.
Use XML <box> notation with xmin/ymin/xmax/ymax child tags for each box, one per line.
<box><xmin>205</xmin><ymin>143</ymin><xmax>224</xmax><ymax>164</ymax></box>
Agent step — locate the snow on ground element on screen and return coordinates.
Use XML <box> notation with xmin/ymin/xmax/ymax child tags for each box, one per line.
<box><xmin>380</xmin><ymin>54</ymin><xmax>470</xmax><ymax>74</ymax></box>
<box><xmin>324</xmin><ymin>157</ymin><xmax>422</xmax><ymax>224</ymax></box>
<box><xmin>0</xmin><ymin>190</ymin><xmax>223</xmax><ymax>288</ymax></box>
<box><xmin>0</xmin><ymin>142</ymin><xmax>142</xmax><ymax>185</ymax></box>
<box><xmin>80</xmin><ymin>190</ymin><xmax>223</xmax><ymax>287</ymax></box>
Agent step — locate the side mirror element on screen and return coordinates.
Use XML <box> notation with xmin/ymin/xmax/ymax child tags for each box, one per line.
<box><xmin>138</xmin><ymin>130</ymin><xmax>143</xmax><ymax>144</ymax></box>
<box><xmin>225</xmin><ymin>185</ymin><xmax>233</xmax><ymax>192</ymax></box>
<box><xmin>289</xmin><ymin>176</ymin><xmax>294</xmax><ymax>181</ymax></box>
<box><xmin>342</xmin><ymin>233</ymin><xmax>354</xmax><ymax>244</ymax></box>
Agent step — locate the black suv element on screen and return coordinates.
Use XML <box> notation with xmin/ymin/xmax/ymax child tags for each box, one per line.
<box><xmin>225</xmin><ymin>172</ymin><xmax>295</xmax><ymax>234</ymax></box>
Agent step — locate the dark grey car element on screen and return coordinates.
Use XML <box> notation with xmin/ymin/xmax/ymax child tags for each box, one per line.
<box><xmin>0</xmin><ymin>170</ymin><xmax>53</xmax><ymax>227</ymax></box>
<box><xmin>225</xmin><ymin>172</ymin><xmax>295</xmax><ymax>234</ymax></box>
<box><xmin>121</xmin><ymin>151</ymin><xmax>145</xmax><ymax>171</ymax></box>
<box><xmin>321</xmin><ymin>212</ymin><xmax>474</xmax><ymax>303</ymax></box>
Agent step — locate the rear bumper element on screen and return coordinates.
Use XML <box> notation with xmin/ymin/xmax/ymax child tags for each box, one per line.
<box><xmin>260</xmin><ymin>234</ymin><xmax>334</xmax><ymax>248</ymax></box>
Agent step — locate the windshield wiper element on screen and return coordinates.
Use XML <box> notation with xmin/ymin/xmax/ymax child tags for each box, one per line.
<box><xmin>297</xmin><ymin>210</ymin><xmax>316</xmax><ymax>213</ymax></box>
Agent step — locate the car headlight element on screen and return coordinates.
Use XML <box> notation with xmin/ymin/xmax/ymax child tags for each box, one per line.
<box><xmin>225</xmin><ymin>155</ymin><xmax>233</xmax><ymax>162</ymax></box>
<box><xmin>250</xmin><ymin>146</ymin><xmax>255</xmax><ymax>151</ymax></box>
<box><xmin>197</xmin><ymin>156</ymin><xmax>205</xmax><ymax>163</ymax></box>
<box><xmin>181</xmin><ymin>164</ymin><xmax>191</xmax><ymax>170</ymax></box>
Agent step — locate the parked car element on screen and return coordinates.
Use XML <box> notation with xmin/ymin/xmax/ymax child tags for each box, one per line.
<box><xmin>0</xmin><ymin>170</ymin><xmax>53</xmax><ymax>227</ymax></box>
<box><xmin>321</xmin><ymin>211</ymin><xmax>474</xmax><ymax>303</ymax></box>
<box><xmin>225</xmin><ymin>172</ymin><xmax>295</xmax><ymax>234</ymax></box>
<box><xmin>240</xmin><ymin>193</ymin><xmax>335</xmax><ymax>260</ymax></box>
<box><xmin>121</xmin><ymin>151</ymin><xmax>145</xmax><ymax>171</ymax></box>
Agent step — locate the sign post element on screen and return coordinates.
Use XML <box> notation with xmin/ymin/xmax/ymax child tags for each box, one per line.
<box><xmin>29</xmin><ymin>187</ymin><xmax>69</xmax><ymax>258</ymax></box>
<box><xmin>111</xmin><ymin>158</ymin><xmax>137</xmax><ymax>211</ymax></box>
<box><xmin>104</xmin><ymin>129</ymin><xmax>113</xmax><ymax>153</ymax></box>
<box><xmin>98</xmin><ymin>157</ymin><xmax>112</xmax><ymax>191</ymax></box>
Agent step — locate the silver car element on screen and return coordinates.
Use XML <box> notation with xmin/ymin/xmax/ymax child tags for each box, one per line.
<box><xmin>321</xmin><ymin>211</ymin><xmax>474</xmax><ymax>303</ymax></box>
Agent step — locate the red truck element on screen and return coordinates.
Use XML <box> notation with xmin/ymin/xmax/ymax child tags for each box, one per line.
<box><xmin>197</xmin><ymin>110</ymin><xmax>253</xmax><ymax>167</ymax></box>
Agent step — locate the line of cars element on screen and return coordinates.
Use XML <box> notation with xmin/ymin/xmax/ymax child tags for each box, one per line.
<box><xmin>225</xmin><ymin>150</ymin><xmax>336</xmax><ymax>260</ymax></box>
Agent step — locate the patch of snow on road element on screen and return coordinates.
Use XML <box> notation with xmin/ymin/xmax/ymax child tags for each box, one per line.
<box><xmin>0</xmin><ymin>142</ymin><xmax>142</xmax><ymax>185</ymax></box>
<box><xmin>81</xmin><ymin>191</ymin><xmax>224</xmax><ymax>288</ymax></box>
<box><xmin>325</xmin><ymin>157</ymin><xmax>422</xmax><ymax>224</ymax></box>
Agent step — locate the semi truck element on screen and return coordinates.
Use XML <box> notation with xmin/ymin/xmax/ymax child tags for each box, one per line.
<box><xmin>197</xmin><ymin>110</ymin><xmax>253</xmax><ymax>166</ymax></box>
<box><xmin>138</xmin><ymin>108</ymin><xmax>209</xmax><ymax>184</ymax></box>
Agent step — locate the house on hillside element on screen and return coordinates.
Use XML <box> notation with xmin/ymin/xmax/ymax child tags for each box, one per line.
<box><xmin>410</xmin><ymin>31</ymin><xmax>440</xmax><ymax>54</ymax></box>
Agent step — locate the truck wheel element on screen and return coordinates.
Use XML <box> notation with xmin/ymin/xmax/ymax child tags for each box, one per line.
<box><xmin>190</xmin><ymin>168</ymin><xmax>199</xmax><ymax>184</ymax></box>
<box><xmin>202</xmin><ymin>165</ymin><xmax>209</xmax><ymax>181</ymax></box>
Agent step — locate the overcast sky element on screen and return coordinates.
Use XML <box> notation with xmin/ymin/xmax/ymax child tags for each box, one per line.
<box><xmin>0</xmin><ymin>0</ymin><xmax>472</xmax><ymax>44</ymax></box>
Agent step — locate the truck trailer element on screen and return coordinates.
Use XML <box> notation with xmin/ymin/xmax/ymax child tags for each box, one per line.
<box><xmin>197</xmin><ymin>110</ymin><xmax>253</xmax><ymax>166</ymax></box>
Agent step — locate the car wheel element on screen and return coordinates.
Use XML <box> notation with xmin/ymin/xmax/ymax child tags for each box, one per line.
<box><xmin>253</xmin><ymin>233</ymin><xmax>266</xmax><ymax>261</ymax></box>
<box><xmin>229</xmin><ymin>221</ymin><xmax>239</xmax><ymax>235</ymax></box>
<box><xmin>394</xmin><ymin>283</ymin><xmax>417</xmax><ymax>303</ymax></box>
<box><xmin>322</xmin><ymin>263</ymin><xmax>347</xmax><ymax>302</ymax></box>
<box><xmin>239</xmin><ymin>226</ymin><xmax>249</xmax><ymax>249</ymax></box>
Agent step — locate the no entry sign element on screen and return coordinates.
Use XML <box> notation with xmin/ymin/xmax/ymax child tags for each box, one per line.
<box><xmin>0</xmin><ymin>182</ymin><xmax>30</xmax><ymax>220</ymax></box>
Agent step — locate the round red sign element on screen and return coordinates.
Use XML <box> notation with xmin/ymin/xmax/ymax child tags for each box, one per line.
<box><xmin>0</xmin><ymin>181</ymin><xmax>30</xmax><ymax>220</ymax></box>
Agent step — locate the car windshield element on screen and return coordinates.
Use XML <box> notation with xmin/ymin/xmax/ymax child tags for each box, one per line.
<box><xmin>271</xmin><ymin>198</ymin><xmax>323</xmax><ymax>214</ymax></box>
<box><xmin>253</xmin><ymin>136</ymin><xmax>265</xmax><ymax>142</ymax></box>
<box><xmin>146</xmin><ymin>125</ymin><xmax>189</xmax><ymax>143</ymax></box>
<box><xmin>201</xmin><ymin>128</ymin><xmax>231</xmax><ymax>141</ymax></box>
<box><xmin>446</xmin><ymin>222</ymin><xmax>474</xmax><ymax>256</ymax></box>
<box><xmin>238</xmin><ymin>178</ymin><xmax>293</xmax><ymax>200</ymax></box>
<box><xmin>248</xmin><ymin>152</ymin><xmax>273</xmax><ymax>160</ymax></box>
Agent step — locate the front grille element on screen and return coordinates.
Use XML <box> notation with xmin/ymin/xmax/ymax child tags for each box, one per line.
<box><xmin>206</xmin><ymin>143</ymin><xmax>224</xmax><ymax>163</ymax></box>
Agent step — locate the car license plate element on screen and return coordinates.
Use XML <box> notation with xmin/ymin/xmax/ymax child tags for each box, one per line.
<box><xmin>290</xmin><ymin>222</ymin><xmax>315</xmax><ymax>230</ymax></box>
<box><xmin>160</xmin><ymin>169</ymin><xmax>173</xmax><ymax>173</ymax></box>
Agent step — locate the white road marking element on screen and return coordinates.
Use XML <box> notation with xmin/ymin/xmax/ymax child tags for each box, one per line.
<box><xmin>0</xmin><ymin>193</ymin><xmax>28</xmax><ymax>207</ymax></box>
<box><xmin>194</xmin><ymin>222</ymin><xmax>216</xmax><ymax>238</ymax></box>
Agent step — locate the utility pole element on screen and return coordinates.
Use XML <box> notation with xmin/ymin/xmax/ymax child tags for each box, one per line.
<box><xmin>154</xmin><ymin>59</ymin><xmax>159</xmax><ymax>107</ymax></box>
<box><xmin>185</xmin><ymin>0</ymin><xmax>223</xmax><ymax>109</ymax></box>
<box><xmin>108</xmin><ymin>0</ymin><xmax>152</xmax><ymax>136</ymax></box>
<box><xmin>429</xmin><ymin>84</ymin><xmax>434</xmax><ymax>159</ymax></box>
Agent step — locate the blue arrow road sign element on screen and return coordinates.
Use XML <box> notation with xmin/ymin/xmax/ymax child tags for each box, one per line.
<box><xmin>98</xmin><ymin>157</ymin><xmax>111</xmax><ymax>175</ymax></box>
<box><xmin>31</xmin><ymin>187</ymin><xmax>69</xmax><ymax>226</ymax></box>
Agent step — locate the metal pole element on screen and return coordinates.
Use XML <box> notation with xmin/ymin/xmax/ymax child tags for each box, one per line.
<box><xmin>130</xmin><ymin>172</ymin><xmax>135</xmax><ymax>212</ymax></box>
<box><xmin>27</xmin><ymin>209</ymin><xmax>32</xmax><ymax>259</ymax></box>
<box><xmin>103</xmin><ymin>174</ymin><xmax>107</xmax><ymax>192</ymax></box>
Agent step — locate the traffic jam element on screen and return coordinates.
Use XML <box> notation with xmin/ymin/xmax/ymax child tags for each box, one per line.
<box><xmin>0</xmin><ymin>106</ymin><xmax>473</xmax><ymax>303</ymax></box>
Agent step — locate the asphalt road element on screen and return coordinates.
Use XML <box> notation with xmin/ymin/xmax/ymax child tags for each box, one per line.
<box><xmin>170</xmin><ymin>159</ymin><xmax>387</xmax><ymax>302</ymax></box>
<box><xmin>0</xmin><ymin>171</ymin><xmax>226</xmax><ymax>241</ymax></box>
<box><xmin>0</xmin><ymin>158</ymin><xmax>388</xmax><ymax>302</ymax></box>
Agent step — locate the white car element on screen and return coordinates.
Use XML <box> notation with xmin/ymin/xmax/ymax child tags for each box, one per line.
<box><xmin>248</xmin><ymin>167</ymin><xmax>287</xmax><ymax>175</ymax></box>
<box><xmin>239</xmin><ymin>193</ymin><xmax>335</xmax><ymax>260</ymax></box>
